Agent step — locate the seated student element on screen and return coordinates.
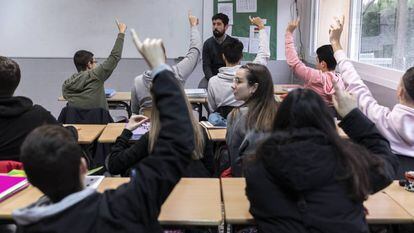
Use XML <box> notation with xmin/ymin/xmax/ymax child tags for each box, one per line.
<box><xmin>226</xmin><ymin>63</ymin><xmax>277</xmax><ymax>177</ymax></box>
<box><xmin>106</xmin><ymin>95</ymin><xmax>210</xmax><ymax>178</ymax></box>
<box><xmin>13</xmin><ymin>37</ymin><xmax>195</xmax><ymax>233</ymax></box>
<box><xmin>330</xmin><ymin>16</ymin><xmax>414</xmax><ymax>179</ymax></box>
<box><xmin>208</xmin><ymin>16</ymin><xmax>270</xmax><ymax>117</ymax></box>
<box><xmin>285</xmin><ymin>19</ymin><xmax>345</xmax><ymax>115</ymax></box>
<box><xmin>62</xmin><ymin>20</ymin><xmax>126</xmax><ymax>110</ymax></box>
<box><xmin>131</xmin><ymin>12</ymin><xmax>202</xmax><ymax>115</ymax></box>
<box><xmin>0</xmin><ymin>56</ymin><xmax>58</xmax><ymax>161</ymax></box>
<box><xmin>244</xmin><ymin>83</ymin><xmax>398</xmax><ymax>233</ymax></box>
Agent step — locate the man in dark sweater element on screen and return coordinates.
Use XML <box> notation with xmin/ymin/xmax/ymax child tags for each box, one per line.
<box><xmin>201</xmin><ymin>13</ymin><xmax>238</xmax><ymax>87</ymax></box>
<box><xmin>0</xmin><ymin>56</ymin><xmax>58</xmax><ymax>161</ymax></box>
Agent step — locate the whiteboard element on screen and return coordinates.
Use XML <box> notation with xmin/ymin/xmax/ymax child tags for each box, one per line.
<box><xmin>0</xmin><ymin>0</ymin><xmax>203</xmax><ymax>58</ymax></box>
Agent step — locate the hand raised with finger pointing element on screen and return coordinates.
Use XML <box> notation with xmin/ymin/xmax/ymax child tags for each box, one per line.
<box><xmin>130</xmin><ymin>29</ymin><xmax>166</xmax><ymax>69</ymax></box>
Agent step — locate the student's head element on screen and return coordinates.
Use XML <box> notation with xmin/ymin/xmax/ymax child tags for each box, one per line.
<box><xmin>73</xmin><ymin>50</ymin><xmax>96</xmax><ymax>72</ymax></box>
<box><xmin>231</xmin><ymin>63</ymin><xmax>277</xmax><ymax>131</ymax></box>
<box><xmin>316</xmin><ymin>45</ymin><xmax>337</xmax><ymax>71</ymax></box>
<box><xmin>270</xmin><ymin>88</ymin><xmax>384</xmax><ymax>202</ymax></box>
<box><xmin>222</xmin><ymin>40</ymin><xmax>244</xmax><ymax>66</ymax></box>
<box><xmin>274</xmin><ymin>88</ymin><xmax>335</xmax><ymax>132</ymax></box>
<box><xmin>212</xmin><ymin>13</ymin><xmax>229</xmax><ymax>38</ymax></box>
<box><xmin>20</xmin><ymin>125</ymin><xmax>88</xmax><ymax>203</ymax></box>
<box><xmin>0</xmin><ymin>56</ymin><xmax>21</xmax><ymax>97</ymax></box>
<box><xmin>149</xmin><ymin>86</ymin><xmax>204</xmax><ymax>160</ymax></box>
<box><xmin>398</xmin><ymin>67</ymin><xmax>414</xmax><ymax>106</ymax></box>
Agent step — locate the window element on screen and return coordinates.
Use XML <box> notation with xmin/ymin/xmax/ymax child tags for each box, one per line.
<box><xmin>356</xmin><ymin>0</ymin><xmax>414</xmax><ymax>70</ymax></box>
<box><xmin>313</xmin><ymin>0</ymin><xmax>414</xmax><ymax>71</ymax></box>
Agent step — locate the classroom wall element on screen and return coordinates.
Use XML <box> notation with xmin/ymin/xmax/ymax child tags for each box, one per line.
<box><xmin>13</xmin><ymin>0</ymin><xmax>296</xmax><ymax>118</ymax></box>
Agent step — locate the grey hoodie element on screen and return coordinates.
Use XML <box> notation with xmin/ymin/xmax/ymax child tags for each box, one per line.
<box><xmin>207</xmin><ymin>29</ymin><xmax>270</xmax><ymax>112</ymax></box>
<box><xmin>131</xmin><ymin>26</ymin><xmax>202</xmax><ymax>115</ymax></box>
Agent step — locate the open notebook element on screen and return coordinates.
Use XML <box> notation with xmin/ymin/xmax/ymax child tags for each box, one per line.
<box><xmin>0</xmin><ymin>175</ymin><xmax>29</xmax><ymax>202</ymax></box>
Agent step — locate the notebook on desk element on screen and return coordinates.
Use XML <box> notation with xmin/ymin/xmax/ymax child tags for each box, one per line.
<box><xmin>200</xmin><ymin>121</ymin><xmax>226</xmax><ymax>129</ymax></box>
<box><xmin>105</xmin><ymin>88</ymin><xmax>116</xmax><ymax>98</ymax></box>
<box><xmin>131</xmin><ymin>122</ymin><xmax>150</xmax><ymax>140</ymax></box>
<box><xmin>0</xmin><ymin>175</ymin><xmax>29</xmax><ymax>202</ymax></box>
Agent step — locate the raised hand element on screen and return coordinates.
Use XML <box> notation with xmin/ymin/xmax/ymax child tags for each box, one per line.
<box><xmin>116</xmin><ymin>18</ymin><xmax>127</xmax><ymax>34</ymax></box>
<box><xmin>249</xmin><ymin>16</ymin><xmax>265</xmax><ymax>30</ymax></box>
<box><xmin>329</xmin><ymin>15</ymin><xmax>344</xmax><ymax>52</ymax></box>
<box><xmin>131</xmin><ymin>29</ymin><xmax>166</xmax><ymax>69</ymax></box>
<box><xmin>286</xmin><ymin>18</ymin><xmax>300</xmax><ymax>33</ymax></box>
<box><xmin>332</xmin><ymin>79</ymin><xmax>357</xmax><ymax>118</ymax></box>
<box><xmin>188</xmin><ymin>10</ymin><xmax>199</xmax><ymax>27</ymax></box>
<box><xmin>126</xmin><ymin>115</ymin><xmax>150</xmax><ymax>131</ymax></box>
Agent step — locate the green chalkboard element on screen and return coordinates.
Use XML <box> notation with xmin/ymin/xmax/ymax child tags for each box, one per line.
<box><xmin>214</xmin><ymin>0</ymin><xmax>277</xmax><ymax>60</ymax></box>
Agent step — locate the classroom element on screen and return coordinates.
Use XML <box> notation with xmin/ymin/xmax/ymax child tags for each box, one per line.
<box><xmin>0</xmin><ymin>0</ymin><xmax>413</xmax><ymax>232</ymax></box>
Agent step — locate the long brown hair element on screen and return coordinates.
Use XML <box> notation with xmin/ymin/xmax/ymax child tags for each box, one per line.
<box><xmin>148</xmin><ymin>86</ymin><xmax>204</xmax><ymax>160</ymax></box>
<box><xmin>271</xmin><ymin>88</ymin><xmax>384</xmax><ymax>201</ymax></box>
<box><xmin>230</xmin><ymin>63</ymin><xmax>278</xmax><ymax>132</ymax></box>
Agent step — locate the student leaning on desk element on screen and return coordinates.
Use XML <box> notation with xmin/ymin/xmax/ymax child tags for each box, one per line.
<box><xmin>13</xmin><ymin>33</ymin><xmax>195</xmax><ymax>233</ymax></box>
<box><xmin>243</xmin><ymin>17</ymin><xmax>398</xmax><ymax>233</ymax></box>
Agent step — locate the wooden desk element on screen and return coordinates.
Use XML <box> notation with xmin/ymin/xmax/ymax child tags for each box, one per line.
<box><xmin>97</xmin><ymin>123</ymin><xmax>125</xmax><ymax>143</ymax></box>
<box><xmin>384</xmin><ymin>181</ymin><xmax>414</xmax><ymax>220</ymax></box>
<box><xmin>221</xmin><ymin>178</ymin><xmax>412</xmax><ymax>225</ymax></box>
<box><xmin>0</xmin><ymin>178</ymin><xmax>222</xmax><ymax>226</ymax></box>
<box><xmin>204</xmin><ymin>128</ymin><xmax>226</xmax><ymax>142</ymax></box>
<box><xmin>274</xmin><ymin>84</ymin><xmax>302</xmax><ymax>95</ymax></box>
<box><xmin>63</xmin><ymin>124</ymin><xmax>106</xmax><ymax>144</ymax></box>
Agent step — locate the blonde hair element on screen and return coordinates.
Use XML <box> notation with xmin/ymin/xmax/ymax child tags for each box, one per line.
<box><xmin>148</xmin><ymin>87</ymin><xmax>204</xmax><ymax>160</ymax></box>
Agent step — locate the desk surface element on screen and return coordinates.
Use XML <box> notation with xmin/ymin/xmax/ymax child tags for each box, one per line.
<box><xmin>274</xmin><ymin>84</ymin><xmax>302</xmax><ymax>95</ymax></box>
<box><xmin>98</xmin><ymin>123</ymin><xmax>125</xmax><ymax>143</ymax></box>
<box><xmin>384</xmin><ymin>181</ymin><xmax>414</xmax><ymax>220</ymax></box>
<box><xmin>221</xmin><ymin>178</ymin><xmax>412</xmax><ymax>225</ymax></box>
<box><xmin>0</xmin><ymin>178</ymin><xmax>222</xmax><ymax>226</ymax></box>
<box><xmin>63</xmin><ymin>124</ymin><xmax>106</xmax><ymax>144</ymax></box>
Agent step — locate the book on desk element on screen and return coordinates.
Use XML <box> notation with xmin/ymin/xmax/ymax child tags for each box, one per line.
<box><xmin>105</xmin><ymin>88</ymin><xmax>116</xmax><ymax>98</ymax></box>
<box><xmin>0</xmin><ymin>175</ymin><xmax>29</xmax><ymax>203</ymax></box>
<box><xmin>185</xmin><ymin>89</ymin><xmax>207</xmax><ymax>98</ymax></box>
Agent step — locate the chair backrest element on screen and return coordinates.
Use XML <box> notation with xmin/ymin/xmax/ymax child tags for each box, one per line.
<box><xmin>58</xmin><ymin>106</ymin><xmax>114</xmax><ymax>124</ymax></box>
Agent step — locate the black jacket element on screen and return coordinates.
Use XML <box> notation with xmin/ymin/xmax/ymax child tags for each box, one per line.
<box><xmin>0</xmin><ymin>96</ymin><xmax>58</xmax><ymax>161</ymax></box>
<box><xmin>14</xmin><ymin>69</ymin><xmax>194</xmax><ymax>233</ymax></box>
<box><xmin>244</xmin><ymin>109</ymin><xmax>398</xmax><ymax>233</ymax></box>
<box><xmin>106</xmin><ymin>129</ymin><xmax>210</xmax><ymax>178</ymax></box>
<box><xmin>202</xmin><ymin>35</ymin><xmax>238</xmax><ymax>80</ymax></box>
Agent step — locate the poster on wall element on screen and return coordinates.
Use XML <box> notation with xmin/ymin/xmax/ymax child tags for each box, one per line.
<box><xmin>236</xmin><ymin>0</ymin><xmax>257</xmax><ymax>13</ymax></box>
<box><xmin>218</xmin><ymin>3</ymin><xmax>234</xmax><ymax>24</ymax></box>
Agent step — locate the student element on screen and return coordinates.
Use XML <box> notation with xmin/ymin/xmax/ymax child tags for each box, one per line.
<box><xmin>226</xmin><ymin>63</ymin><xmax>277</xmax><ymax>177</ymax></box>
<box><xmin>207</xmin><ymin>16</ymin><xmax>270</xmax><ymax>117</ymax></box>
<box><xmin>0</xmin><ymin>56</ymin><xmax>58</xmax><ymax>161</ymax></box>
<box><xmin>201</xmin><ymin>13</ymin><xmax>239</xmax><ymax>86</ymax></box>
<box><xmin>106</xmin><ymin>96</ymin><xmax>210</xmax><ymax>178</ymax></box>
<box><xmin>62</xmin><ymin>20</ymin><xmax>126</xmax><ymax>110</ymax></box>
<box><xmin>13</xmin><ymin>37</ymin><xmax>195</xmax><ymax>233</ymax></box>
<box><xmin>285</xmin><ymin>19</ymin><xmax>345</xmax><ymax>114</ymax></box>
<box><xmin>330</xmin><ymin>16</ymin><xmax>414</xmax><ymax>179</ymax></box>
<box><xmin>244</xmin><ymin>83</ymin><xmax>398</xmax><ymax>233</ymax></box>
<box><xmin>131</xmin><ymin>12</ymin><xmax>202</xmax><ymax>115</ymax></box>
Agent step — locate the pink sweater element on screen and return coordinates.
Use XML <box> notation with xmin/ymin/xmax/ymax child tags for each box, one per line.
<box><xmin>335</xmin><ymin>50</ymin><xmax>414</xmax><ymax>157</ymax></box>
<box><xmin>285</xmin><ymin>32</ymin><xmax>344</xmax><ymax>106</ymax></box>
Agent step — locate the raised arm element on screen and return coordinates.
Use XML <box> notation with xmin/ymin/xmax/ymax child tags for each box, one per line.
<box><xmin>285</xmin><ymin>19</ymin><xmax>323</xmax><ymax>83</ymax></box>
<box><xmin>250</xmin><ymin>16</ymin><xmax>270</xmax><ymax>65</ymax></box>
<box><xmin>92</xmin><ymin>20</ymin><xmax>126</xmax><ymax>82</ymax></box>
<box><xmin>329</xmin><ymin>16</ymin><xmax>392</xmax><ymax>123</ymax></box>
<box><xmin>172</xmin><ymin>11</ymin><xmax>202</xmax><ymax>84</ymax></box>
<box><xmin>108</xmin><ymin>33</ymin><xmax>194</xmax><ymax>221</ymax></box>
<box><xmin>333</xmin><ymin>81</ymin><xmax>398</xmax><ymax>192</ymax></box>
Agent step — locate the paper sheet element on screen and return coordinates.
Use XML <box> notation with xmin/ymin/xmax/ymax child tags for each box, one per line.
<box><xmin>248</xmin><ymin>25</ymin><xmax>271</xmax><ymax>54</ymax></box>
<box><xmin>218</xmin><ymin>3</ymin><xmax>234</xmax><ymax>25</ymax></box>
<box><xmin>227</xmin><ymin>25</ymin><xmax>233</xmax><ymax>36</ymax></box>
<box><xmin>233</xmin><ymin>36</ymin><xmax>249</xmax><ymax>53</ymax></box>
<box><xmin>236</xmin><ymin>0</ymin><xmax>257</xmax><ymax>13</ymax></box>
